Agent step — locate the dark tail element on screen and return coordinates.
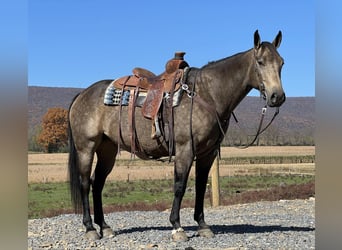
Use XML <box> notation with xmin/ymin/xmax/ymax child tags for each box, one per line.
<box><xmin>68</xmin><ymin>94</ymin><xmax>82</xmax><ymax>213</ymax></box>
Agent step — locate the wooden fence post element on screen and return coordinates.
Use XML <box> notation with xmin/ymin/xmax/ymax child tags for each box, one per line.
<box><xmin>211</xmin><ymin>156</ymin><xmax>220</xmax><ymax>207</ymax></box>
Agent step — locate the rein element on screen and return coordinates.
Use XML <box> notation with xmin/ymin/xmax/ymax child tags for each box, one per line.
<box><xmin>181</xmin><ymin>68</ymin><xmax>227</xmax><ymax>157</ymax></box>
<box><xmin>231</xmin><ymin>105</ymin><xmax>279</xmax><ymax>148</ymax></box>
<box><xmin>182</xmin><ymin>60</ymin><xmax>280</xmax><ymax>151</ymax></box>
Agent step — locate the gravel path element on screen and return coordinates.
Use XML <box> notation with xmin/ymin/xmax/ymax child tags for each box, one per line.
<box><xmin>28</xmin><ymin>198</ymin><xmax>315</xmax><ymax>249</ymax></box>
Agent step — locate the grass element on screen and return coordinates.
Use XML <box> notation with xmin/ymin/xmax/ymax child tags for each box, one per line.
<box><xmin>28</xmin><ymin>182</ymin><xmax>72</xmax><ymax>218</ymax></box>
<box><xmin>28</xmin><ymin>174</ymin><xmax>315</xmax><ymax>219</ymax></box>
<box><xmin>108</xmin><ymin>155</ymin><xmax>315</xmax><ymax>167</ymax></box>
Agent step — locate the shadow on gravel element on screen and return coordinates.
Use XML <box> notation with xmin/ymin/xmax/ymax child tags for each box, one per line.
<box><xmin>117</xmin><ymin>226</ymin><xmax>172</xmax><ymax>235</ymax></box>
<box><xmin>116</xmin><ymin>224</ymin><xmax>314</xmax><ymax>236</ymax></box>
<box><xmin>211</xmin><ymin>224</ymin><xmax>315</xmax><ymax>234</ymax></box>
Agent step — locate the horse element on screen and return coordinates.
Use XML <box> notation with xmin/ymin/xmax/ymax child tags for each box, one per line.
<box><xmin>68</xmin><ymin>30</ymin><xmax>285</xmax><ymax>241</ymax></box>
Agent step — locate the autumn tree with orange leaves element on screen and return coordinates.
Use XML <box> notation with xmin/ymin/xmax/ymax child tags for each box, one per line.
<box><xmin>37</xmin><ymin>107</ymin><xmax>68</xmax><ymax>153</ymax></box>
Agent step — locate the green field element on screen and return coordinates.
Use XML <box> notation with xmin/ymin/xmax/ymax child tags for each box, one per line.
<box><xmin>28</xmin><ymin>174</ymin><xmax>314</xmax><ymax>219</ymax></box>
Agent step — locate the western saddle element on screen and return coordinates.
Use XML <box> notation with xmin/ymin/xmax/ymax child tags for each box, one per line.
<box><xmin>108</xmin><ymin>52</ymin><xmax>189</xmax><ymax>155</ymax></box>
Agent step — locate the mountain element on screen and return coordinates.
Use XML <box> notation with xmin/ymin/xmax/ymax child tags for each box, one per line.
<box><xmin>225</xmin><ymin>96</ymin><xmax>315</xmax><ymax>145</ymax></box>
<box><xmin>28</xmin><ymin>86</ymin><xmax>83</xmax><ymax>133</ymax></box>
<box><xmin>28</xmin><ymin>86</ymin><xmax>314</xmax><ymax>145</ymax></box>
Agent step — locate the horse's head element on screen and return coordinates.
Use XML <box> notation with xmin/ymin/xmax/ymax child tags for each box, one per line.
<box><xmin>253</xmin><ymin>30</ymin><xmax>286</xmax><ymax>107</ymax></box>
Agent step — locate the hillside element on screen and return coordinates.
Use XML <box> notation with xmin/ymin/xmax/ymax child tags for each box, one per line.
<box><xmin>28</xmin><ymin>86</ymin><xmax>315</xmax><ymax>145</ymax></box>
<box><xmin>28</xmin><ymin>86</ymin><xmax>83</xmax><ymax>133</ymax></box>
<box><xmin>224</xmin><ymin>96</ymin><xmax>314</xmax><ymax>145</ymax></box>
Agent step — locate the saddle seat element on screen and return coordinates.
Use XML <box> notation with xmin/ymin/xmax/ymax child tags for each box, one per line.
<box><xmin>132</xmin><ymin>67</ymin><xmax>156</xmax><ymax>79</ymax></box>
<box><xmin>113</xmin><ymin>52</ymin><xmax>189</xmax><ymax>93</ymax></box>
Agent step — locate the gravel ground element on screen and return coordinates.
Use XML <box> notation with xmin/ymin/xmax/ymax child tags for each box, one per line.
<box><xmin>28</xmin><ymin>198</ymin><xmax>315</xmax><ymax>249</ymax></box>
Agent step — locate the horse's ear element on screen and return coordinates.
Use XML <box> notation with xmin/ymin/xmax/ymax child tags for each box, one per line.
<box><xmin>254</xmin><ymin>30</ymin><xmax>261</xmax><ymax>50</ymax></box>
<box><xmin>272</xmin><ymin>31</ymin><xmax>282</xmax><ymax>49</ymax></box>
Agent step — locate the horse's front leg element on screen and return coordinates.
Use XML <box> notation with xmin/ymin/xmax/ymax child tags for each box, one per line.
<box><xmin>169</xmin><ymin>144</ymin><xmax>194</xmax><ymax>241</ymax></box>
<box><xmin>194</xmin><ymin>151</ymin><xmax>217</xmax><ymax>238</ymax></box>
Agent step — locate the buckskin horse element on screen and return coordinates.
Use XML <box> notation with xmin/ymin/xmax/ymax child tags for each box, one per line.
<box><xmin>68</xmin><ymin>30</ymin><xmax>285</xmax><ymax>241</ymax></box>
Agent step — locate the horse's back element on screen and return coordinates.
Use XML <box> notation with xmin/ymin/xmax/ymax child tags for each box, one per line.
<box><xmin>71</xmin><ymin>80</ymin><xmax>111</xmax><ymax>108</ymax></box>
<box><xmin>69</xmin><ymin>80</ymin><xmax>114</xmax><ymax>143</ymax></box>
<box><xmin>69</xmin><ymin>79</ymin><xmax>170</xmax><ymax>157</ymax></box>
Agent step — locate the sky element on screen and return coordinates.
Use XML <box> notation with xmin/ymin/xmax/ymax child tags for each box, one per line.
<box><xmin>28</xmin><ymin>1</ymin><xmax>315</xmax><ymax>97</ymax></box>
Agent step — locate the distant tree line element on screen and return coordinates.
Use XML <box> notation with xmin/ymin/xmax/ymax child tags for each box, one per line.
<box><xmin>28</xmin><ymin>107</ymin><xmax>314</xmax><ymax>153</ymax></box>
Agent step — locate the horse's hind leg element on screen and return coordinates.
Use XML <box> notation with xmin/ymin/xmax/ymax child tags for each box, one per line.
<box><xmin>77</xmin><ymin>150</ymin><xmax>100</xmax><ymax>240</ymax></box>
<box><xmin>92</xmin><ymin>138</ymin><xmax>117</xmax><ymax>238</ymax></box>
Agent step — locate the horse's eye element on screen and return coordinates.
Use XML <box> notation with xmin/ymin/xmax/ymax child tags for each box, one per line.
<box><xmin>257</xmin><ymin>59</ymin><xmax>265</xmax><ymax>66</ymax></box>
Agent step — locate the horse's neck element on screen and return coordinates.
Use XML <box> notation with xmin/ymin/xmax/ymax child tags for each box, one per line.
<box><xmin>199</xmin><ymin>49</ymin><xmax>256</xmax><ymax>118</ymax></box>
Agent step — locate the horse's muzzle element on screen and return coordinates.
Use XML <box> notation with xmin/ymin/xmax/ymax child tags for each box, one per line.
<box><xmin>268</xmin><ymin>92</ymin><xmax>286</xmax><ymax>107</ymax></box>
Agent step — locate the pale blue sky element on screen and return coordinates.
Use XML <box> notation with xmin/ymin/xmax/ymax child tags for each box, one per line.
<box><xmin>28</xmin><ymin>1</ymin><xmax>315</xmax><ymax>97</ymax></box>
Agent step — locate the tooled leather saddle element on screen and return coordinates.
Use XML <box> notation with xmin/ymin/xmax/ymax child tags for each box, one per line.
<box><xmin>104</xmin><ymin>52</ymin><xmax>189</xmax><ymax>156</ymax></box>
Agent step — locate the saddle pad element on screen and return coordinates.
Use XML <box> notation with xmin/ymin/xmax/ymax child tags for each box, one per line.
<box><xmin>103</xmin><ymin>84</ymin><xmax>183</xmax><ymax>107</ymax></box>
<box><xmin>104</xmin><ymin>86</ymin><xmax>130</xmax><ymax>105</ymax></box>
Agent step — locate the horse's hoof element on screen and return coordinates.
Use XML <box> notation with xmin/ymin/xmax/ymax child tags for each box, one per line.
<box><xmin>171</xmin><ymin>228</ymin><xmax>188</xmax><ymax>242</ymax></box>
<box><xmin>198</xmin><ymin>228</ymin><xmax>215</xmax><ymax>238</ymax></box>
<box><xmin>85</xmin><ymin>230</ymin><xmax>100</xmax><ymax>240</ymax></box>
<box><xmin>101</xmin><ymin>227</ymin><xmax>115</xmax><ymax>238</ymax></box>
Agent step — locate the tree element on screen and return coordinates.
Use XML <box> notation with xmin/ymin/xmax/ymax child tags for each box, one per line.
<box><xmin>28</xmin><ymin>125</ymin><xmax>43</xmax><ymax>152</ymax></box>
<box><xmin>37</xmin><ymin>107</ymin><xmax>68</xmax><ymax>153</ymax></box>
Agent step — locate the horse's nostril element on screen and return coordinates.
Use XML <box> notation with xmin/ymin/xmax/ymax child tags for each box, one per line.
<box><xmin>271</xmin><ymin>93</ymin><xmax>278</xmax><ymax>104</ymax></box>
<box><xmin>270</xmin><ymin>92</ymin><xmax>285</xmax><ymax>106</ymax></box>
<box><xmin>281</xmin><ymin>93</ymin><xmax>286</xmax><ymax>103</ymax></box>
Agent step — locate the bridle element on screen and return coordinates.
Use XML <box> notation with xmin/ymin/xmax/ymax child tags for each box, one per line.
<box><xmin>181</xmin><ymin>49</ymin><xmax>281</xmax><ymax>150</ymax></box>
<box><xmin>231</xmin><ymin>49</ymin><xmax>280</xmax><ymax>148</ymax></box>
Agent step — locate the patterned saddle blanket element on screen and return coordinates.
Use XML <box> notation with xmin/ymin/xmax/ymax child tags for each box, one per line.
<box><xmin>103</xmin><ymin>84</ymin><xmax>183</xmax><ymax>108</ymax></box>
